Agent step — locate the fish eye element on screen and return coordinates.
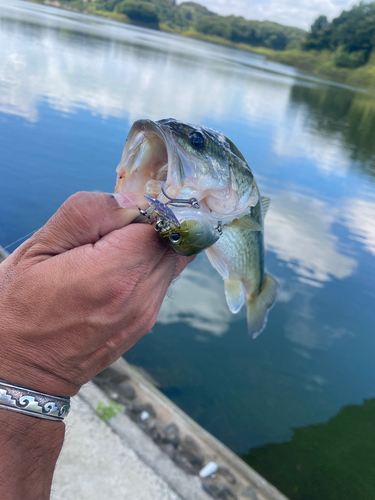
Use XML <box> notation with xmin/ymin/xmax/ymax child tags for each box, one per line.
<box><xmin>169</xmin><ymin>233</ymin><xmax>181</xmax><ymax>244</ymax></box>
<box><xmin>189</xmin><ymin>131</ymin><xmax>204</xmax><ymax>149</ymax></box>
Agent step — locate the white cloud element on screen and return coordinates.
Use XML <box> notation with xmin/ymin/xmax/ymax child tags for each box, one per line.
<box><xmin>184</xmin><ymin>0</ymin><xmax>362</xmax><ymax>31</ymax></box>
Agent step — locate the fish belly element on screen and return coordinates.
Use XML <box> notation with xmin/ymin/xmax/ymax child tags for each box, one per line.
<box><xmin>206</xmin><ymin>222</ymin><xmax>277</xmax><ymax>338</ymax></box>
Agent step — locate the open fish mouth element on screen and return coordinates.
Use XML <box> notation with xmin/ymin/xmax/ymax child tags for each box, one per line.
<box><xmin>115</xmin><ymin>119</ymin><xmax>259</xmax><ymax>225</ymax></box>
<box><xmin>115</xmin><ymin>119</ymin><xmax>172</xmax><ymax>198</ymax></box>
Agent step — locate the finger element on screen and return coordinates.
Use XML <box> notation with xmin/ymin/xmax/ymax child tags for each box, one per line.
<box><xmin>27</xmin><ymin>192</ymin><xmax>144</xmax><ymax>256</ymax></box>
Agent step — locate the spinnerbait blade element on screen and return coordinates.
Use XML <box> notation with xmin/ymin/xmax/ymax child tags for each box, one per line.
<box><xmin>144</xmin><ymin>194</ymin><xmax>180</xmax><ymax>226</ymax></box>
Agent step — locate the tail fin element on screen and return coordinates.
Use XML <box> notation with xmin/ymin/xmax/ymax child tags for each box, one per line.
<box><xmin>246</xmin><ymin>273</ymin><xmax>279</xmax><ymax>338</ymax></box>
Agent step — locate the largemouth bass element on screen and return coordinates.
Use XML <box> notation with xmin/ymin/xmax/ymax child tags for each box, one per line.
<box><xmin>115</xmin><ymin>119</ymin><xmax>278</xmax><ymax>337</ymax></box>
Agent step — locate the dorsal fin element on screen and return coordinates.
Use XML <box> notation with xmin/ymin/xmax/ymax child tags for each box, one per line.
<box><xmin>261</xmin><ymin>196</ymin><xmax>271</xmax><ymax>217</ymax></box>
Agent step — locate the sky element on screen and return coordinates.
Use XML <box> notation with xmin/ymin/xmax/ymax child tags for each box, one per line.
<box><xmin>179</xmin><ymin>0</ymin><xmax>360</xmax><ymax>31</ymax></box>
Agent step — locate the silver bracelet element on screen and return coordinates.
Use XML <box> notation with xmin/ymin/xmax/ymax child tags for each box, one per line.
<box><xmin>0</xmin><ymin>379</ymin><xmax>70</xmax><ymax>422</ymax></box>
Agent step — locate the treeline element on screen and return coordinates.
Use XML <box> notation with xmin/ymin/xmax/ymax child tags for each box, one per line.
<box><xmin>304</xmin><ymin>2</ymin><xmax>375</xmax><ymax>68</ymax></box>
<box><xmin>96</xmin><ymin>0</ymin><xmax>214</xmax><ymax>28</ymax></box>
<box><xmin>40</xmin><ymin>0</ymin><xmax>375</xmax><ymax>78</ymax></box>
<box><xmin>194</xmin><ymin>16</ymin><xmax>305</xmax><ymax>50</ymax></box>
<box><xmin>62</xmin><ymin>0</ymin><xmax>306</xmax><ymax>51</ymax></box>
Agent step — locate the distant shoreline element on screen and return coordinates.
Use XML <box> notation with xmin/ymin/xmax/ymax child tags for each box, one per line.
<box><xmin>23</xmin><ymin>0</ymin><xmax>375</xmax><ymax>93</ymax></box>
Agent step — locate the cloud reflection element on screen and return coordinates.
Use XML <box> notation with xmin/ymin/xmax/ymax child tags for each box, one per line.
<box><xmin>0</xmin><ymin>7</ymin><xmax>284</xmax><ymax>125</ymax></box>
<box><xmin>344</xmin><ymin>198</ymin><xmax>375</xmax><ymax>256</ymax></box>
<box><xmin>0</xmin><ymin>2</ymin><xmax>364</xmax><ymax>187</ymax></box>
<box><xmin>273</xmin><ymin>105</ymin><xmax>351</xmax><ymax>177</ymax></box>
<box><xmin>265</xmin><ymin>191</ymin><xmax>357</xmax><ymax>283</ymax></box>
<box><xmin>0</xmin><ymin>3</ymin><xmax>300</xmax><ymax>131</ymax></box>
<box><xmin>284</xmin><ymin>289</ymin><xmax>354</xmax><ymax>351</ymax></box>
<box><xmin>157</xmin><ymin>255</ymin><xmax>234</xmax><ymax>336</ymax></box>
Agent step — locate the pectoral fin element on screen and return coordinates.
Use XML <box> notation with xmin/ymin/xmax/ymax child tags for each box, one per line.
<box><xmin>228</xmin><ymin>214</ymin><xmax>262</xmax><ymax>232</ymax></box>
<box><xmin>246</xmin><ymin>273</ymin><xmax>279</xmax><ymax>338</ymax></box>
<box><xmin>205</xmin><ymin>245</ymin><xmax>229</xmax><ymax>279</ymax></box>
<box><xmin>224</xmin><ymin>279</ymin><xmax>245</xmax><ymax>314</ymax></box>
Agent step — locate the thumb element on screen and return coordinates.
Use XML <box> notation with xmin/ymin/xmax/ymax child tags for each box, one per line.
<box><xmin>27</xmin><ymin>191</ymin><xmax>146</xmax><ymax>256</ymax></box>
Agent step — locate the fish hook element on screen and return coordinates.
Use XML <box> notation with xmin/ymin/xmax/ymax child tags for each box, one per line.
<box><xmin>161</xmin><ymin>182</ymin><xmax>200</xmax><ymax>209</ymax></box>
<box><xmin>215</xmin><ymin>221</ymin><xmax>223</xmax><ymax>235</ymax></box>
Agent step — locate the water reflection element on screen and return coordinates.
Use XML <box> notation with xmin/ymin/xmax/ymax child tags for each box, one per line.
<box><xmin>243</xmin><ymin>398</ymin><xmax>375</xmax><ymax>500</ymax></box>
<box><xmin>273</xmin><ymin>107</ymin><xmax>352</xmax><ymax>177</ymax></box>
<box><xmin>0</xmin><ymin>8</ymin><xmax>293</xmax><ymax>126</ymax></box>
<box><xmin>158</xmin><ymin>256</ymin><xmax>233</xmax><ymax>336</ymax></box>
<box><xmin>345</xmin><ymin>197</ymin><xmax>375</xmax><ymax>256</ymax></box>
<box><xmin>289</xmin><ymin>85</ymin><xmax>375</xmax><ymax>177</ymax></box>
<box><xmin>265</xmin><ymin>192</ymin><xmax>356</xmax><ymax>284</ymax></box>
<box><xmin>284</xmin><ymin>288</ymin><xmax>354</xmax><ymax>350</ymax></box>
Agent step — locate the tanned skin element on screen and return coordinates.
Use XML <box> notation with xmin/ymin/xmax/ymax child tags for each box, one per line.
<box><xmin>0</xmin><ymin>192</ymin><xmax>193</xmax><ymax>500</ymax></box>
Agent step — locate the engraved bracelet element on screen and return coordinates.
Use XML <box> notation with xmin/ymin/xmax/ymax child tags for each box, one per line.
<box><xmin>0</xmin><ymin>379</ymin><xmax>70</xmax><ymax>422</ymax></box>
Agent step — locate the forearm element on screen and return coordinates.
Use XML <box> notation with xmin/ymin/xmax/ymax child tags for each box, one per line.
<box><xmin>0</xmin><ymin>410</ymin><xmax>64</xmax><ymax>500</ymax></box>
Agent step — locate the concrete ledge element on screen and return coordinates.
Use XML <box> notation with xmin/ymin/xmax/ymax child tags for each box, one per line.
<box><xmin>90</xmin><ymin>358</ymin><xmax>288</xmax><ymax>500</ymax></box>
<box><xmin>78</xmin><ymin>382</ymin><xmax>210</xmax><ymax>500</ymax></box>
<box><xmin>52</xmin><ymin>387</ymin><xmax>185</xmax><ymax>500</ymax></box>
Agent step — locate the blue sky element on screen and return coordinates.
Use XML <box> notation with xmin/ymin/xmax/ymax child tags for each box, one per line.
<box><xmin>179</xmin><ymin>0</ymin><xmax>360</xmax><ymax>30</ymax></box>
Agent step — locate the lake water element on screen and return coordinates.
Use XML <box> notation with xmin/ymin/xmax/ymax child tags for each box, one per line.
<box><xmin>1</xmin><ymin>1</ymin><xmax>375</xmax><ymax>498</ymax></box>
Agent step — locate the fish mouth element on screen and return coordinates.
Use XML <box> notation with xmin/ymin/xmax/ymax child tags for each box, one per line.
<box><xmin>115</xmin><ymin>119</ymin><xmax>176</xmax><ymax>197</ymax></box>
<box><xmin>115</xmin><ymin>118</ymin><xmax>259</xmax><ymax>224</ymax></box>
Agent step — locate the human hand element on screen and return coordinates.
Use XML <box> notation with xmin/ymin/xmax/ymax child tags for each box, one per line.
<box><xmin>0</xmin><ymin>192</ymin><xmax>193</xmax><ymax>397</ymax></box>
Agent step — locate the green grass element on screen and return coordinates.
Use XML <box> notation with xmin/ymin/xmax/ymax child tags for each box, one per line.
<box><xmin>96</xmin><ymin>401</ymin><xmax>123</xmax><ymax>421</ymax></box>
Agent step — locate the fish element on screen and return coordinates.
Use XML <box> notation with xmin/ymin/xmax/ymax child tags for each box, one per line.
<box><xmin>115</xmin><ymin>118</ymin><xmax>278</xmax><ymax>337</ymax></box>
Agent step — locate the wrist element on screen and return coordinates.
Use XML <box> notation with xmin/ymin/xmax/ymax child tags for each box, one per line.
<box><xmin>0</xmin><ymin>410</ymin><xmax>65</xmax><ymax>500</ymax></box>
<box><xmin>0</xmin><ymin>354</ymin><xmax>80</xmax><ymax>398</ymax></box>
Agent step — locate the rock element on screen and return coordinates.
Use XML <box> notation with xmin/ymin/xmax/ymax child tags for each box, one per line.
<box><xmin>162</xmin><ymin>423</ymin><xmax>180</xmax><ymax>447</ymax></box>
<box><xmin>181</xmin><ymin>435</ymin><xmax>202</xmax><ymax>455</ymax></box>
<box><xmin>128</xmin><ymin>403</ymin><xmax>156</xmax><ymax>421</ymax></box>
<box><xmin>117</xmin><ymin>383</ymin><xmax>136</xmax><ymax>401</ymax></box>
<box><xmin>241</xmin><ymin>486</ymin><xmax>258</xmax><ymax>499</ymax></box>
<box><xmin>172</xmin><ymin>449</ymin><xmax>204</xmax><ymax>475</ymax></box>
<box><xmin>217</xmin><ymin>466</ymin><xmax>237</xmax><ymax>485</ymax></box>
<box><xmin>201</xmin><ymin>480</ymin><xmax>237</xmax><ymax>499</ymax></box>
<box><xmin>160</xmin><ymin>443</ymin><xmax>175</xmax><ymax>459</ymax></box>
<box><xmin>96</xmin><ymin>382</ymin><xmax>121</xmax><ymax>402</ymax></box>
<box><xmin>93</xmin><ymin>367</ymin><xmax>129</xmax><ymax>385</ymax></box>
<box><xmin>138</xmin><ymin>420</ymin><xmax>160</xmax><ymax>441</ymax></box>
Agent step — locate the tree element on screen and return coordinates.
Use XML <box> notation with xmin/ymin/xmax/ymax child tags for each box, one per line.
<box><xmin>311</xmin><ymin>15</ymin><xmax>328</xmax><ymax>34</ymax></box>
<box><xmin>303</xmin><ymin>1</ymin><xmax>375</xmax><ymax>67</ymax></box>
<box><xmin>115</xmin><ymin>0</ymin><xmax>159</xmax><ymax>24</ymax></box>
